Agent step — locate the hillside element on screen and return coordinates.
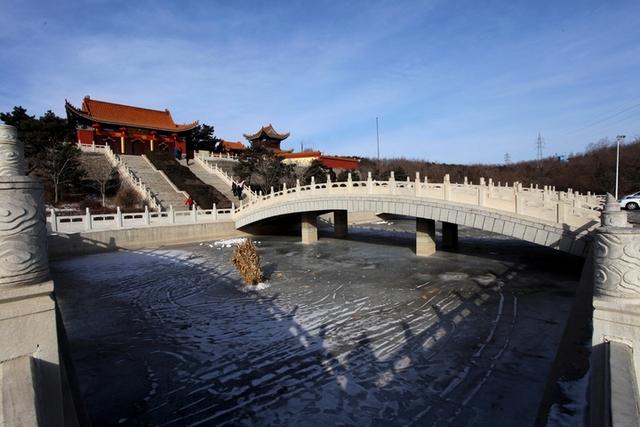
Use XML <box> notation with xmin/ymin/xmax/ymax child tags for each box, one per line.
<box><xmin>359</xmin><ymin>138</ymin><xmax>640</xmax><ymax>196</ymax></box>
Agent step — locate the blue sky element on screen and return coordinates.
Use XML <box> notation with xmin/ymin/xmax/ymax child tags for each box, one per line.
<box><xmin>1</xmin><ymin>0</ymin><xmax>639</xmax><ymax>163</ymax></box>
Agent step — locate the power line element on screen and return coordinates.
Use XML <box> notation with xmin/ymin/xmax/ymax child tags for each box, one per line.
<box><xmin>579</xmin><ymin>101</ymin><xmax>640</xmax><ymax>130</ymax></box>
<box><xmin>555</xmin><ymin>100</ymin><xmax>640</xmax><ymax>140</ymax></box>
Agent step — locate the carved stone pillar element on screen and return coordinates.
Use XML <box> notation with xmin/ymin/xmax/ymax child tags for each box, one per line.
<box><xmin>0</xmin><ymin>124</ymin><xmax>49</xmax><ymax>286</ymax></box>
<box><xmin>592</xmin><ymin>193</ymin><xmax>640</xmax><ymax>399</ymax></box>
<box><xmin>0</xmin><ymin>124</ymin><xmax>25</xmax><ymax>176</ymax></box>
<box><xmin>0</xmin><ymin>124</ymin><xmax>63</xmax><ymax>425</ymax></box>
<box><xmin>593</xmin><ymin>194</ymin><xmax>640</xmax><ymax>302</ymax></box>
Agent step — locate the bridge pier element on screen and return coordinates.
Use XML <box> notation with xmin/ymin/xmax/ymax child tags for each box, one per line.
<box><xmin>334</xmin><ymin>210</ymin><xmax>348</xmax><ymax>239</ymax></box>
<box><xmin>301</xmin><ymin>212</ymin><xmax>318</xmax><ymax>244</ymax></box>
<box><xmin>416</xmin><ymin>218</ymin><xmax>436</xmax><ymax>256</ymax></box>
<box><xmin>442</xmin><ymin>222</ymin><xmax>458</xmax><ymax>251</ymax></box>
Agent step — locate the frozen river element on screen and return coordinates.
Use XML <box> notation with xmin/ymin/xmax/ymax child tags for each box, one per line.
<box><xmin>52</xmin><ymin>223</ymin><xmax>584</xmax><ymax>426</ymax></box>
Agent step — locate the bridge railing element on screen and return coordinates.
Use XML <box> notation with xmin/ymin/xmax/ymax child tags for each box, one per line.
<box><xmin>47</xmin><ymin>170</ymin><xmax>602</xmax><ymax>233</ymax></box>
<box><xmin>235</xmin><ymin>172</ymin><xmax>601</xmax><ymax>230</ymax></box>
<box><xmin>47</xmin><ymin>205</ymin><xmax>234</xmax><ymax>234</ymax></box>
<box><xmin>102</xmin><ymin>145</ymin><xmax>163</xmax><ymax>210</ymax></box>
<box><xmin>77</xmin><ymin>142</ymin><xmax>108</xmax><ymax>153</ymax></box>
<box><xmin>77</xmin><ymin>142</ymin><xmax>163</xmax><ymax>210</ymax></box>
<box><xmin>194</xmin><ymin>155</ymin><xmax>257</xmax><ymax>201</ymax></box>
<box><xmin>195</xmin><ymin>150</ymin><xmax>240</xmax><ymax>162</ymax></box>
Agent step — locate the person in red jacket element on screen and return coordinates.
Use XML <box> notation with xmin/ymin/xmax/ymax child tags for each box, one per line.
<box><xmin>185</xmin><ymin>196</ymin><xmax>194</xmax><ymax>210</ymax></box>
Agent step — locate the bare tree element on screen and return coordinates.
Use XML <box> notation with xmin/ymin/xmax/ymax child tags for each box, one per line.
<box><xmin>38</xmin><ymin>142</ymin><xmax>85</xmax><ymax>204</ymax></box>
<box><xmin>83</xmin><ymin>155</ymin><xmax>119</xmax><ymax>206</ymax></box>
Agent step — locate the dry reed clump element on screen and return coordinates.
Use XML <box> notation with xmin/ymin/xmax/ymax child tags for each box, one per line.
<box><xmin>231</xmin><ymin>239</ymin><xmax>264</xmax><ymax>285</ymax></box>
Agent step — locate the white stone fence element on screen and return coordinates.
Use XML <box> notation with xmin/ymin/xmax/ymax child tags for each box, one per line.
<box><xmin>235</xmin><ymin>171</ymin><xmax>602</xmax><ymax>230</ymax></box>
<box><xmin>195</xmin><ymin>150</ymin><xmax>240</xmax><ymax>161</ymax></box>
<box><xmin>194</xmin><ymin>154</ymin><xmax>257</xmax><ymax>201</ymax></box>
<box><xmin>77</xmin><ymin>142</ymin><xmax>108</xmax><ymax>153</ymax></box>
<box><xmin>48</xmin><ymin>170</ymin><xmax>603</xmax><ymax>234</ymax></box>
<box><xmin>47</xmin><ymin>205</ymin><xmax>234</xmax><ymax>234</ymax></box>
<box><xmin>78</xmin><ymin>142</ymin><xmax>162</xmax><ymax>210</ymax></box>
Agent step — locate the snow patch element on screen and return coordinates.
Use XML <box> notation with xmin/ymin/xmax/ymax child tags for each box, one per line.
<box><xmin>438</xmin><ymin>272</ymin><xmax>469</xmax><ymax>281</ymax></box>
<box><xmin>206</xmin><ymin>238</ymin><xmax>251</xmax><ymax>249</ymax></box>
<box><xmin>239</xmin><ymin>282</ymin><xmax>270</xmax><ymax>292</ymax></box>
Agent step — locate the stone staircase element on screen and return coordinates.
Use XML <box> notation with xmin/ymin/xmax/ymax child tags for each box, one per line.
<box><xmin>187</xmin><ymin>161</ymin><xmax>242</xmax><ymax>204</ymax></box>
<box><xmin>119</xmin><ymin>155</ymin><xmax>189</xmax><ymax>210</ymax></box>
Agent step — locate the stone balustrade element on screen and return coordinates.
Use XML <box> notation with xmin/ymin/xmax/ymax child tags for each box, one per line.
<box><xmin>77</xmin><ymin>142</ymin><xmax>108</xmax><ymax>153</ymax></box>
<box><xmin>195</xmin><ymin>150</ymin><xmax>240</xmax><ymax>161</ymax></box>
<box><xmin>195</xmin><ymin>155</ymin><xmax>257</xmax><ymax>201</ymax></box>
<box><xmin>47</xmin><ymin>205</ymin><xmax>234</xmax><ymax>234</ymax></box>
<box><xmin>101</xmin><ymin>144</ymin><xmax>162</xmax><ymax>210</ymax></box>
<box><xmin>46</xmin><ymin>169</ymin><xmax>602</xmax><ymax>242</ymax></box>
<box><xmin>234</xmin><ymin>171</ymin><xmax>601</xmax><ymax>232</ymax></box>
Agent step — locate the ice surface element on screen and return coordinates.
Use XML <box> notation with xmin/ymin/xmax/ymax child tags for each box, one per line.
<box><xmin>52</xmin><ymin>225</ymin><xmax>583</xmax><ymax>426</ymax></box>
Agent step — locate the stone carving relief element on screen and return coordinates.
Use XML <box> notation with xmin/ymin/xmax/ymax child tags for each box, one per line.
<box><xmin>594</xmin><ymin>230</ymin><xmax>640</xmax><ymax>299</ymax></box>
<box><xmin>0</xmin><ymin>124</ymin><xmax>24</xmax><ymax>176</ymax></box>
<box><xmin>0</xmin><ymin>125</ymin><xmax>49</xmax><ymax>287</ymax></box>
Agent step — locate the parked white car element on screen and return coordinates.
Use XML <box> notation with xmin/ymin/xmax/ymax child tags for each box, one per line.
<box><xmin>620</xmin><ymin>191</ymin><xmax>640</xmax><ymax>210</ymax></box>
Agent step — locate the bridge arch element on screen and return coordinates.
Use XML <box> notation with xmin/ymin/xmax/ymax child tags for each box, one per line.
<box><xmin>235</xmin><ymin>193</ymin><xmax>596</xmax><ymax>257</ymax></box>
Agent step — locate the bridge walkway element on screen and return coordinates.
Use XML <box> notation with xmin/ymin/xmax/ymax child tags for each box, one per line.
<box><xmin>120</xmin><ymin>155</ymin><xmax>188</xmax><ymax>210</ymax></box>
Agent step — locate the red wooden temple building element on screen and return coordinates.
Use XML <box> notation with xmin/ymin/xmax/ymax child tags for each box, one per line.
<box><xmin>219</xmin><ymin>140</ymin><xmax>246</xmax><ymax>155</ymax></box>
<box><xmin>65</xmin><ymin>96</ymin><xmax>199</xmax><ymax>155</ymax></box>
<box><xmin>242</xmin><ymin>123</ymin><xmax>359</xmax><ymax>170</ymax></box>
<box><xmin>243</xmin><ymin>124</ymin><xmax>291</xmax><ymax>152</ymax></box>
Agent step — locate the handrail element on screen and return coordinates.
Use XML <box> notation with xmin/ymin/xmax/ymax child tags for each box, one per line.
<box><xmin>101</xmin><ymin>145</ymin><xmax>162</xmax><ymax>210</ymax></box>
<box><xmin>194</xmin><ymin>155</ymin><xmax>257</xmax><ymax>201</ymax></box>
<box><xmin>233</xmin><ymin>172</ymin><xmax>602</xmax><ymax>231</ymax></box>
<box><xmin>50</xmin><ymin>165</ymin><xmax>604</xmax><ymax>233</ymax></box>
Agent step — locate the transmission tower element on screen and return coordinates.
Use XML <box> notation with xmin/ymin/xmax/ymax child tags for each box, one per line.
<box><xmin>504</xmin><ymin>152</ymin><xmax>511</xmax><ymax>165</ymax></box>
<box><xmin>536</xmin><ymin>132</ymin><xmax>545</xmax><ymax>170</ymax></box>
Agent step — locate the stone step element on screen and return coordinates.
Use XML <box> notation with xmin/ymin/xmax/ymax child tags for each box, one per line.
<box><xmin>187</xmin><ymin>162</ymin><xmax>242</xmax><ymax>203</ymax></box>
<box><xmin>120</xmin><ymin>155</ymin><xmax>189</xmax><ymax>210</ymax></box>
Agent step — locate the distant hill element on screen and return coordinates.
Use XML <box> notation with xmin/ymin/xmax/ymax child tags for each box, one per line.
<box><xmin>359</xmin><ymin>138</ymin><xmax>640</xmax><ymax>196</ymax></box>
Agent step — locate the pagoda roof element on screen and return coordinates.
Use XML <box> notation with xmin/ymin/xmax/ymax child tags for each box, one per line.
<box><xmin>221</xmin><ymin>140</ymin><xmax>246</xmax><ymax>150</ymax></box>
<box><xmin>65</xmin><ymin>96</ymin><xmax>199</xmax><ymax>132</ymax></box>
<box><xmin>243</xmin><ymin>124</ymin><xmax>290</xmax><ymax>141</ymax></box>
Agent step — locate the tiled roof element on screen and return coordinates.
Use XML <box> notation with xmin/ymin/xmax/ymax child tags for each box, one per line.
<box><xmin>280</xmin><ymin>151</ymin><xmax>321</xmax><ymax>159</ymax></box>
<box><xmin>243</xmin><ymin>124</ymin><xmax>290</xmax><ymax>141</ymax></box>
<box><xmin>221</xmin><ymin>140</ymin><xmax>245</xmax><ymax>150</ymax></box>
<box><xmin>65</xmin><ymin>96</ymin><xmax>199</xmax><ymax>132</ymax></box>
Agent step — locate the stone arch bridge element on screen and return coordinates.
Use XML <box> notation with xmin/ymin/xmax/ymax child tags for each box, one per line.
<box><xmin>234</xmin><ymin>173</ymin><xmax>602</xmax><ymax>257</ymax></box>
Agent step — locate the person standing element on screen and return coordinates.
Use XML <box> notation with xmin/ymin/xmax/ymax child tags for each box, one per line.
<box><xmin>185</xmin><ymin>195</ymin><xmax>194</xmax><ymax>210</ymax></box>
<box><xmin>237</xmin><ymin>180</ymin><xmax>245</xmax><ymax>200</ymax></box>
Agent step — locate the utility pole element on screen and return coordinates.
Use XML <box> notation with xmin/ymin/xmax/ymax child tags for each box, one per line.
<box><xmin>615</xmin><ymin>135</ymin><xmax>625</xmax><ymax>200</ymax></box>
<box><xmin>376</xmin><ymin>117</ymin><xmax>380</xmax><ymax>163</ymax></box>
<box><xmin>536</xmin><ymin>132</ymin><xmax>544</xmax><ymax>170</ymax></box>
